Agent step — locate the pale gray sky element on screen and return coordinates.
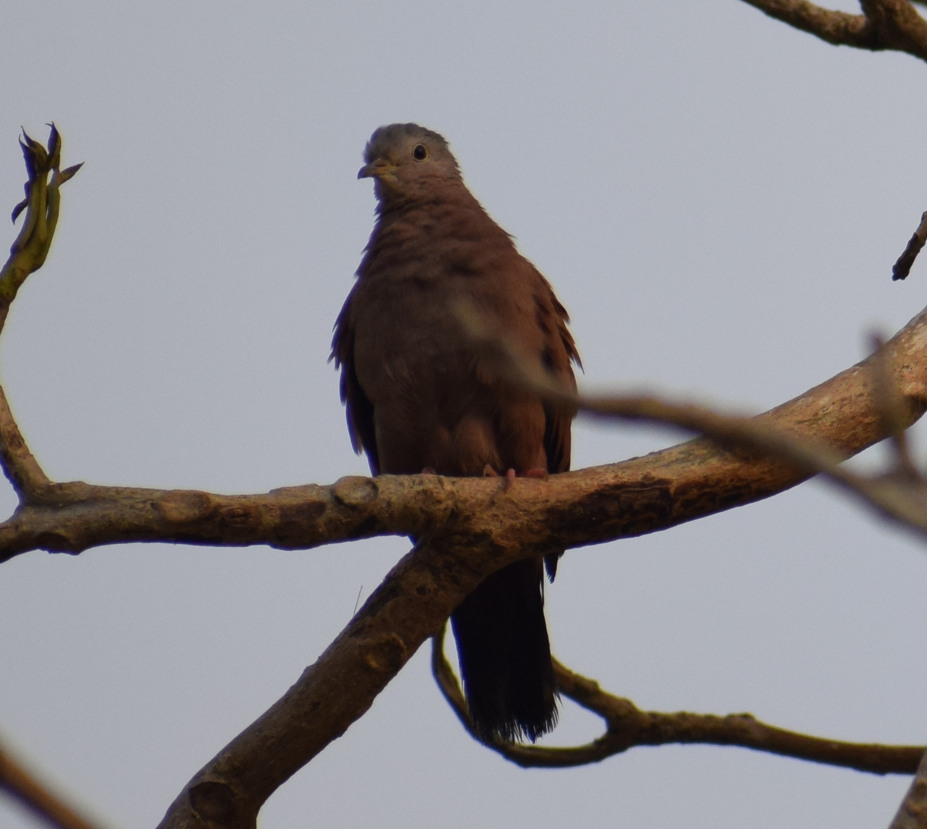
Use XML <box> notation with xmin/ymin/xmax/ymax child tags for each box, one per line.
<box><xmin>2</xmin><ymin>2</ymin><xmax>927</xmax><ymax>827</ymax></box>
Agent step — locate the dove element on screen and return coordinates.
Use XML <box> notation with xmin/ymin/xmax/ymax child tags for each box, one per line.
<box><xmin>333</xmin><ymin>123</ymin><xmax>579</xmax><ymax>741</ymax></box>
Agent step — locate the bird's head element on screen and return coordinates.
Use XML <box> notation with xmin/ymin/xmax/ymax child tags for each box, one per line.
<box><xmin>359</xmin><ymin>123</ymin><xmax>462</xmax><ymax>204</ymax></box>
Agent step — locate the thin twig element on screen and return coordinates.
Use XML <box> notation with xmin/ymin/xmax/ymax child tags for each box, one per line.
<box><xmin>431</xmin><ymin>630</ymin><xmax>923</xmax><ymax>773</ymax></box>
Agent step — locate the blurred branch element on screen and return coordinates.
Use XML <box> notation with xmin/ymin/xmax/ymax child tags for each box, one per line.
<box><xmin>740</xmin><ymin>0</ymin><xmax>927</xmax><ymax>62</ymax></box>
<box><xmin>0</xmin><ymin>735</ymin><xmax>111</xmax><ymax>829</ymax></box>
<box><xmin>431</xmin><ymin>629</ymin><xmax>923</xmax><ymax>774</ymax></box>
<box><xmin>458</xmin><ymin>301</ymin><xmax>927</xmax><ymax>543</ymax></box>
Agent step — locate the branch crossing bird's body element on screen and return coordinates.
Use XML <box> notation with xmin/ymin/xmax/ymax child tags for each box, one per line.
<box><xmin>332</xmin><ymin>123</ymin><xmax>579</xmax><ymax>742</ymax></box>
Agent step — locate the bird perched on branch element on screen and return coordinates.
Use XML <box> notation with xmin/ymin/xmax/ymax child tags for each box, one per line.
<box><xmin>332</xmin><ymin>123</ymin><xmax>580</xmax><ymax>742</ymax></box>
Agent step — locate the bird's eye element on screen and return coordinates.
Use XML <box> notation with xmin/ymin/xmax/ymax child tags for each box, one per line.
<box><xmin>412</xmin><ymin>144</ymin><xmax>427</xmax><ymax>161</ymax></box>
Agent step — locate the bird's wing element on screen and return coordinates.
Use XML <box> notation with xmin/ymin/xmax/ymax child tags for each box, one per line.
<box><xmin>332</xmin><ymin>286</ymin><xmax>380</xmax><ymax>475</ymax></box>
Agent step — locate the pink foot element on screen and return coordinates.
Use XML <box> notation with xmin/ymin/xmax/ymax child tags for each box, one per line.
<box><xmin>483</xmin><ymin>466</ymin><xmax>548</xmax><ymax>490</ymax></box>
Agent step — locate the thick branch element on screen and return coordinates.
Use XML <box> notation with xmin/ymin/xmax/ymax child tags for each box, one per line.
<box><xmin>156</xmin><ymin>535</ymin><xmax>492</xmax><ymax>829</ymax></box>
<box><xmin>5</xmin><ymin>304</ymin><xmax>927</xmax><ymax>565</ymax></box>
<box><xmin>740</xmin><ymin>0</ymin><xmax>927</xmax><ymax>62</ymax></box>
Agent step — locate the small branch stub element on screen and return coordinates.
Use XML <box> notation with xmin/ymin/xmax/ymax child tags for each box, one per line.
<box><xmin>893</xmin><ymin>210</ymin><xmax>927</xmax><ymax>280</ymax></box>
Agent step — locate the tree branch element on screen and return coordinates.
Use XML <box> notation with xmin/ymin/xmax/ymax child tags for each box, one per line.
<box><xmin>740</xmin><ymin>0</ymin><xmax>927</xmax><ymax>62</ymax></box>
<box><xmin>739</xmin><ymin>0</ymin><xmax>874</xmax><ymax>47</ymax></box>
<box><xmin>151</xmin><ymin>307</ymin><xmax>927</xmax><ymax>827</ymax></box>
<box><xmin>431</xmin><ymin>630</ymin><xmax>923</xmax><ymax>774</ymax></box>
<box><xmin>5</xmin><ymin>300</ymin><xmax>927</xmax><ymax>564</ymax></box>
<box><xmin>156</xmin><ymin>535</ymin><xmax>492</xmax><ymax>829</ymax></box>
<box><xmin>8</xmin><ymin>127</ymin><xmax>927</xmax><ymax>828</ymax></box>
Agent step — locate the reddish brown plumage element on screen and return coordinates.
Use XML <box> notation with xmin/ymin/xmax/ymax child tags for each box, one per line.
<box><xmin>332</xmin><ymin>123</ymin><xmax>579</xmax><ymax>741</ymax></box>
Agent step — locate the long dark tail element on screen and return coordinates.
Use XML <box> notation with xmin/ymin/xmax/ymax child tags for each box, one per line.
<box><xmin>450</xmin><ymin>556</ymin><xmax>557</xmax><ymax>742</ymax></box>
